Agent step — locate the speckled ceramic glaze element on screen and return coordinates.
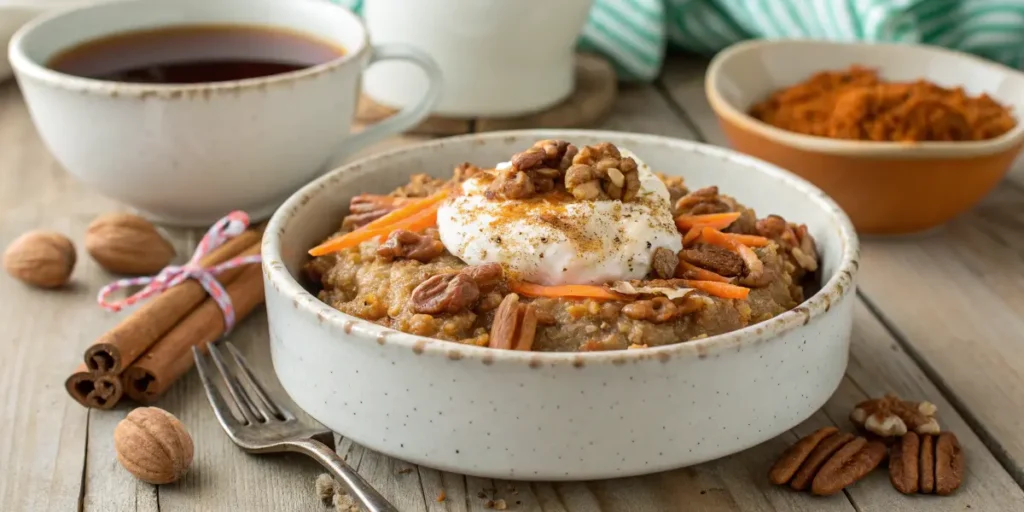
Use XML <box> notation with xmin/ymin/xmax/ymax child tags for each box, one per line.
<box><xmin>262</xmin><ymin>130</ymin><xmax>860</xmax><ymax>480</ymax></box>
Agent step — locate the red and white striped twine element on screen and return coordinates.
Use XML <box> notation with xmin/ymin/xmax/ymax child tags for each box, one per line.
<box><xmin>96</xmin><ymin>210</ymin><xmax>262</xmax><ymax>332</ymax></box>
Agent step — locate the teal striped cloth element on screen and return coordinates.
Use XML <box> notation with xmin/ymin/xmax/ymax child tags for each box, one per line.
<box><xmin>332</xmin><ymin>0</ymin><xmax>1024</xmax><ymax>83</ymax></box>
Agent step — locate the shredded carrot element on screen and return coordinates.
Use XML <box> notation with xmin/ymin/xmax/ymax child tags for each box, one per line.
<box><xmin>724</xmin><ymin>233</ymin><xmax>771</xmax><ymax>247</ymax></box>
<box><xmin>309</xmin><ymin>189</ymin><xmax>449</xmax><ymax>256</ymax></box>
<box><xmin>510</xmin><ymin>281</ymin><xmax>626</xmax><ymax>301</ymax></box>
<box><xmin>682</xmin><ymin>279</ymin><xmax>750</xmax><ymax>299</ymax></box>
<box><xmin>682</xmin><ymin>225</ymin><xmax>704</xmax><ymax>246</ymax></box>
<box><xmin>359</xmin><ymin>189</ymin><xmax>450</xmax><ymax>232</ymax></box>
<box><xmin>677</xmin><ymin>260</ymin><xmax>732</xmax><ymax>283</ymax></box>
<box><xmin>308</xmin><ymin>203</ymin><xmax>441</xmax><ymax>256</ymax></box>
<box><xmin>698</xmin><ymin>226</ymin><xmax>741</xmax><ymax>251</ymax></box>
<box><xmin>675</xmin><ymin>212</ymin><xmax>741</xmax><ymax>231</ymax></box>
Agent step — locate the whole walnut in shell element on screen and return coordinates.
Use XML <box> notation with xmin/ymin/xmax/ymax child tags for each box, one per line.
<box><xmin>86</xmin><ymin>213</ymin><xmax>175</xmax><ymax>275</ymax></box>
<box><xmin>2</xmin><ymin>230</ymin><xmax>76</xmax><ymax>288</ymax></box>
<box><xmin>114</xmin><ymin>407</ymin><xmax>194</xmax><ymax>485</ymax></box>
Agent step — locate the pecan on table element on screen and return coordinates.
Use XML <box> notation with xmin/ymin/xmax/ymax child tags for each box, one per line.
<box><xmin>651</xmin><ymin>247</ymin><xmax>678</xmax><ymax>280</ymax></box>
<box><xmin>565</xmin><ymin>142</ymin><xmax>641</xmax><ymax>201</ymax></box>
<box><xmin>769</xmin><ymin>426</ymin><xmax>887</xmax><ymax>496</ymax></box>
<box><xmin>890</xmin><ymin>431</ymin><xmax>964</xmax><ymax>496</ymax></box>
<box><xmin>376</xmin><ymin>229</ymin><xmax>445</xmax><ymax>263</ymax></box>
<box><xmin>488</xmin><ymin>293</ymin><xmax>538</xmax><ymax>351</ymax></box>
<box><xmin>486</xmin><ymin>140</ymin><xmax>577</xmax><ymax>200</ymax></box>
<box><xmin>410</xmin><ymin>263</ymin><xmax>505</xmax><ymax>315</ymax></box>
<box><xmin>850</xmin><ymin>393</ymin><xmax>941</xmax><ymax>438</ymax></box>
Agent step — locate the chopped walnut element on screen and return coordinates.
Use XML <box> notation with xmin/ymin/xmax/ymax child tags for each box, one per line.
<box><xmin>622</xmin><ymin>297</ymin><xmax>677</xmax><ymax>323</ymax></box>
<box><xmin>651</xmin><ymin>247</ymin><xmax>678</xmax><ymax>279</ymax></box>
<box><xmin>681</xmin><ymin>245</ymin><xmax>744</xmax><ymax>276</ymax></box>
<box><xmin>565</xmin><ymin>142</ymin><xmax>641</xmax><ymax>201</ymax></box>
<box><xmin>410</xmin><ymin>263</ymin><xmax>503</xmax><ymax>315</ymax></box>
<box><xmin>452</xmin><ymin>162</ymin><xmax>484</xmax><ymax>183</ymax></box>
<box><xmin>756</xmin><ymin>215</ymin><xmax>819</xmax><ymax>273</ymax></box>
<box><xmin>376</xmin><ymin>229</ymin><xmax>445</xmax><ymax>262</ymax></box>
<box><xmin>792</xmin><ymin>224</ymin><xmax>819</xmax><ymax>272</ymax></box>
<box><xmin>849</xmin><ymin>394</ymin><xmax>940</xmax><ymax>437</ymax></box>
<box><xmin>487</xmin><ymin>140</ymin><xmax>577</xmax><ymax>200</ymax></box>
<box><xmin>489</xmin><ymin>293</ymin><xmax>538</xmax><ymax>350</ymax></box>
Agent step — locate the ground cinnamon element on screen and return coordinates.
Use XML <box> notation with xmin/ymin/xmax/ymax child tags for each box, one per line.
<box><xmin>122</xmin><ymin>263</ymin><xmax>265</xmax><ymax>403</ymax></box>
<box><xmin>749</xmin><ymin>66</ymin><xmax>1016</xmax><ymax>142</ymax></box>
<box><xmin>83</xmin><ymin>224</ymin><xmax>264</xmax><ymax>373</ymax></box>
<box><xmin>65</xmin><ymin>363</ymin><xmax>123</xmax><ymax>409</ymax></box>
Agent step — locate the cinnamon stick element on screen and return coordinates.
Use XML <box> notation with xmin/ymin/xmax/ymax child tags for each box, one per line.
<box><xmin>84</xmin><ymin>225</ymin><xmax>264</xmax><ymax>373</ymax></box>
<box><xmin>123</xmin><ymin>263</ymin><xmax>265</xmax><ymax>403</ymax></box>
<box><xmin>65</xmin><ymin>364</ymin><xmax>123</xmax><ymax>409</ymax></box>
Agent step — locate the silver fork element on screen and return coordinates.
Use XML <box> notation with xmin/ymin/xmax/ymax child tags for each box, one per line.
<box><xmin>193</xmin><ymin>340</ymin><xmax>398</xmax><ymax>512</ymax></box>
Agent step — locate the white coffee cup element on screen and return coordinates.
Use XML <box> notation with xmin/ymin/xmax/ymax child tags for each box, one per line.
<box><xmin>9</xmin><ymin>0</ymin><xmax>442</xmax><ymax>227</ymax></box>
<box><xmin>362</xmin><ymin>0</ymin><xmax>593</xmax><ymax>118</ymax></box>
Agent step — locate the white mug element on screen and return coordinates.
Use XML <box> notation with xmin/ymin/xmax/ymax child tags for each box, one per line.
<box><xmin>362</xmin><ymin>0</ymin><xmax>593</xmax><ymax>118</ymax></box>
<box><xmin>9</xmin><ymin>0</ymin><xmax>442</xmax><ymax>227</ymax></box>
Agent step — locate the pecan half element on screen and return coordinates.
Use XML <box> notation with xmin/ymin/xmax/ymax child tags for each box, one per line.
<box><xmin>487</xmin><ymin>140</ymin><xmax>576</xmax><ymax>200</ymax></box>
<box><xmin>850</xmin><ymin>393</ymin><xmax>940</xmax><ymax>437</ymax></box>
<box><xmin>890</xmin><ymin>431</ymin><xmax>964</xmax><ymax>496</ymax></box>
<box><xmin>811</xmin><ymin>437</ymin><xmax>887</xmax><ymax>496</ymax></box>
<box><xmin>890</xmin><ymin>432</ymin><xmax>921</xmax><ymax>494</ymax></box>
<box><xmin>565</xmin><ymin>143</ymin><xmax>640</xmax><ymax>201</ymax></box>
<box><xmin>651</xmin><ymin>247</ymin><xmax>678</xmax><ymax>279</ymax></box>
<box><xmin>376</xmin><ymin>230</ymin><xmax>445</xmax><ymax>262</ymax></box>
<box><xmin>769</xmin><ymin>427</ymin><xmax>886</xmax><ymax>496</ymax></box>
<box><xmin>410</xmin><ymin>273</ymin><xmax>479</xmax><ymax>315</ymax></box>
<box><xmin>409</xmin><ymin>263</ymin><xmax>504</xmax><ymax>314</ymax></box>
<box><xmin>488</xmin><ymin>293</ymin><xmax>538</xmax><ymax>351</ymax></box>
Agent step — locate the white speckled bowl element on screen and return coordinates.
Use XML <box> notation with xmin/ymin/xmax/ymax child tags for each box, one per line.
<box><xmin>262</xmin><ymin>130</ymin><xmax>859</xmax><ymax>480</ymax></box>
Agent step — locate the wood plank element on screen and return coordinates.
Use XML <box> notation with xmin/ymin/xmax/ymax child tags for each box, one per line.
<box><xmin>594</xmin><ymin>83</ymin><xmax>696</xmax><ymax>139</ymax></box>
<box><xmin>0</xmin><ymin>82</ymin><xmax>126</xmax><ymax>512</ymax></box>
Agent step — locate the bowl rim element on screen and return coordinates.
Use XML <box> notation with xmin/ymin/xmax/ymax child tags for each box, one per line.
<box><xmin>262</xmin><ymin>129</ymin><xmax>860</xmax><ymax>366</ymax></box>
<box><xmin>706</xmin><ymin>38</ymin><xmax>1024</xmax><ymax>158</ymax></box>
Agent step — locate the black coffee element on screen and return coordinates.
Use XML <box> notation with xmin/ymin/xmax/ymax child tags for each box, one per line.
<box><xmin>48</xmin><ymin>24</ymin><xmax>345</xmax><ymax>84</ymax></box>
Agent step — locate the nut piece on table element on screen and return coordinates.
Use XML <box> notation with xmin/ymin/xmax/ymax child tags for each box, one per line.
<box><xmin>565</xmin><ymin>142</ymin><xmax>641</xmax><ymax>201</ymax></box>
<box><xmin>86</xmin><ymin>213</ymin><xmax>176</xmax><ymax>275</ymax></box>
<box><xmin>2</xmin><ymin>230</ymin><xmax>76</xmax><ymax>288</ymax></box>
<box><xmin>114</xmin><ymin>407</ymin><xmax>194</xmax><ymax>485</ymax></box>
<box><xmin>768</xmin><ymin>426</ymin><xmax>887</xmax><ymax>496</ymax></box>
<box><xmin>850</xmin><ymin>393</ymin><xmax>940</xmax><ymax>438</ymax></box>
<box><xmin>889</xmin><ymin>431</ymin><xmax>965</xmax><ymax>496</ymax></box>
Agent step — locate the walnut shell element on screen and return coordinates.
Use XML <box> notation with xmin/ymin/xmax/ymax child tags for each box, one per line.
<box><xmin>114</xmin><ymin>407</ymin><xmax>194</xmax><ymax>485</ymax></box>
<box><xmin>85</xmin><ymin>213</ymin><xmax>175</xmax><ymax>275</ymax></box>
<box><xmin>2</xmin><ymin>230</ymin><xmax>76</xmax><ymax>288</ymax></box>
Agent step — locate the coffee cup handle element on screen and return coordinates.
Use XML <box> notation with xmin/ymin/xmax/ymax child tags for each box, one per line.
<box><xmin>331</xmin><ymin>44</ymin><xmax>442</xmax><ymax>164</ymax></box>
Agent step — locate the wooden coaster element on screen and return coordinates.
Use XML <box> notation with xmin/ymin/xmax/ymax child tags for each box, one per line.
<box><xmin>356</xmin><ymin>53</ymin><xmax>618</xmax><ymax>136</ymax></box>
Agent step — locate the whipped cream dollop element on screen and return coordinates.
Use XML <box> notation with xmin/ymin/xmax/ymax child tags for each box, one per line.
<box><xmin>436</xmin><ymin>148</ymin><xmax>682</xmax><ymax>286</ymax></box>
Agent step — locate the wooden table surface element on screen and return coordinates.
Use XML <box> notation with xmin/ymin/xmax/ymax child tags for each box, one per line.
<box><xmin>3</xmin><ymin>55</ymin><xmax>1024</xmax><ymax>511</ymax></box>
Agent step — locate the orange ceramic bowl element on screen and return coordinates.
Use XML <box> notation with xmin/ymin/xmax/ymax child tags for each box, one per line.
<box><xmin>705</xmin><ymin>39</ymin><xmax>1024</xmax><ymax>235</ymax></box>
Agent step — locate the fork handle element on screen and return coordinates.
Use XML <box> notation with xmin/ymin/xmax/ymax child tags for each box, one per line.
<box><xmin>289</xmin><ymin>439</ymin><xmax>399</xmax><ymax>512</ymax></box>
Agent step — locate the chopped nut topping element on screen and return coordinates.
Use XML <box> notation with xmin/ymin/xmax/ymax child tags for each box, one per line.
<box><xmin>487</xmin><ymin>140</ymin><xmax>577</xmax><ymax>200</ymax></box>
<box><xmin>849</xmin><ymin>394</ymin><xmax>940</xmax><ymax>437</ymax></box>
<box><xmin>376</xmin><ymin>229</ymin><xmax>445</xmax><ymax>262</ymax></box>
<box><xmin>675</xmin><ymin>186</ymin><xmax>729</xmax><ymax>216</ymax></box>
<box><xmin>651</xmin><ymin>247</ymin><xmax>678</xmax><ymax>279</ymax></box>
<box><xmin>622</xmin><ymin>297</ymin><xmax>678</xmax><ymax>323</ymax></box>
<box><xmin>565</xmin><ymin>142</ymin><xmax>641</xmax><ymax>201</ymax></box>
<box><xmin>681</xmin><ymin>245</ymin><xmax>744</xmax><ymax>276</ymax></box>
